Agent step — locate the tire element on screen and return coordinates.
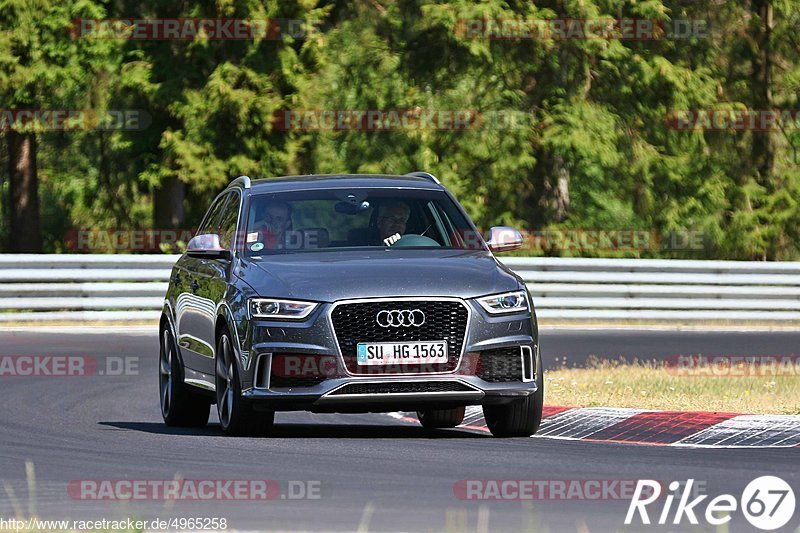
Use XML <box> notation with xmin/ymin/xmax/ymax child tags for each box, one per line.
<box><xmin>159</xmin><ymin>327</ymin><xmax>211</xmax><ymax>427</ymax></box>
<box><xmin>416</xmin><ymin>406</ymin><xmax>466</xmax><ymax>429</ymax></box>
<box><xmin>215</xmin><ymin>327</ymin><xmax>274</xmax><ymax>437</ymax></box>
<box><xmin>483</xmin><ymin>355</ymin><xmax>544</xmax><ymax>438</ymax></box>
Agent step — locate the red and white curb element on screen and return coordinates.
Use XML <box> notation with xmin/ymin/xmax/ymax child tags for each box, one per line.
<box><xmin>389</xmin><ymin>406</ymin><xmax>800</xmax><ymax>448</ymax></box>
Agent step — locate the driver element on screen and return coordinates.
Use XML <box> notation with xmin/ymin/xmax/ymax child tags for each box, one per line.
<box><xmin>376</xmin><ymin>200</ymin><xmax>410</xmax><ymax>246</ymax></box>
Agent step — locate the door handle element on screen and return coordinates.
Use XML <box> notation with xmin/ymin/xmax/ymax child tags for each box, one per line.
<box><xmin>190</xmin><ymin>280</ymin><xmax>200</xmax><ymax>291</ymax></box>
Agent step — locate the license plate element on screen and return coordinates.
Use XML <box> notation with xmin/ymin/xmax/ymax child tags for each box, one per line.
<box><xmin>356</xmin><ymin>341</ymin><xmax>448</xmax><ymax>365</ymax></box>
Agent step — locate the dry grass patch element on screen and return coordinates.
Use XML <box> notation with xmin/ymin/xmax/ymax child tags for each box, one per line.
<box><xmin>545</xmin><ymin>357</ymin><xmax>800</xmax><ymax>414</ymax></box>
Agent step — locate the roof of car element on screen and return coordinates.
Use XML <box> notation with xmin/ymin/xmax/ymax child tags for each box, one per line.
<box><xmin>232</xmin><ymin>174</ymin><xmax>445</xmax><ymax>194</ymax></box>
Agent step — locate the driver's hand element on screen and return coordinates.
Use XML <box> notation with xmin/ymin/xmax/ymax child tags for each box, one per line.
<box><xmin>383</xmin><ymin>233</ymin><xmax>401</xmax><ymax>246</ymax></box>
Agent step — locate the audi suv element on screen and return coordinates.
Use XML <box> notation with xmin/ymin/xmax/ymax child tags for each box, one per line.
<box><xmin>159</xmin><ymin>172</ymin><xmax>543</xmax><ymax>437</ymax></box>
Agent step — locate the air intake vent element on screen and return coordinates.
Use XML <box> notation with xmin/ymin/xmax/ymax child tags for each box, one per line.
<box><xmin>477</xmin><ymin>346</ymin><xmax>524</xmax><ymax>382</ymax></box>
<box><xmin>254</xmin><ymin>353</ymin><xmax>271</xmax><ymax>389</ymax></box>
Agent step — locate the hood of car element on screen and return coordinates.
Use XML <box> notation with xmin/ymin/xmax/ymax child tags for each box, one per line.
<box><xmin>237</xmin><ymin>249</ymin><xmax>522</xmax><ymax>302</ymax></box>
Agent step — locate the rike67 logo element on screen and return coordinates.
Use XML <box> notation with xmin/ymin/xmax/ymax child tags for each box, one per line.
<box><xmin>626</xmin><ymin>476</ymin><xmax>796</xmax><ymax>530</ymax></box>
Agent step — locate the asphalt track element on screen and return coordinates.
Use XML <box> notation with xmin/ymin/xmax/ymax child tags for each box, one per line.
<box><xmin>0</xmin><ymin>328</ymin><xmax>798</xmax><ymax>532</ymax></box>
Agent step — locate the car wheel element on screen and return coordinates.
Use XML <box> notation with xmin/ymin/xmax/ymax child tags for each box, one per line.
<box><xmin>160</xmin><ymin>327</ymin><xmax>211</xmax><ymax>427</ymax></box>
<box><xmin>416</xmin><ymin>406</ymin><xmax>466</xmax><ymax>428</ymax></box>
<box><xmin>215</xmin><ymin>327</ymin><xmax>274</xmax><ymax>437</ymax></box>
<box><xmin>483</xmin><ymin>357</ymin><xmax>544</xmax><ymax>438</ymax></box>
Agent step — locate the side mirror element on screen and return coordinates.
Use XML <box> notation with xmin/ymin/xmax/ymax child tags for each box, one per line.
<box><xmin>186</xmin><ymin>234</ymin><xmax>231</xmax><ymax>260</ymax></box>
<box><xmin>485</xmin><ymin>226</ymin><xmax>524</xmax><ymax>253</ymax></box>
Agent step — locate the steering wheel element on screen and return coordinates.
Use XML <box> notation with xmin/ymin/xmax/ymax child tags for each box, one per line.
<box><xmin>391</xmin><ymin>234</ymin><xmax>441</xmax><ymax>247</ymax></box>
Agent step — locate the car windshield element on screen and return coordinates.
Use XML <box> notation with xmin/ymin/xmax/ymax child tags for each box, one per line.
<box><xmin>242</xmin><ymin>188</ymin><xmax>487</xmax><ymax>255</ymax></box>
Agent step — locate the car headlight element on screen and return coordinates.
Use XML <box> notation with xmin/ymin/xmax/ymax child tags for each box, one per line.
<box><xmin>476</xmin><ymin>290</ymin><xmax>529</xmax><ymax>315</ymax></box>
<box><xmin>248</xmin><ymin>298</ymin><xmax>318</xmax><ymax>320</ymax></box>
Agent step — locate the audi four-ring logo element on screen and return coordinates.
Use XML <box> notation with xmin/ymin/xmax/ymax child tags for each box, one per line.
<box><xmin>376</xmin><ymin>309</ymin><xmax>426</xmax><ymax>327</ymax></box>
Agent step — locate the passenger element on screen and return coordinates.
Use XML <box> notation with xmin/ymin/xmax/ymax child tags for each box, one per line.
<box><xmin>254</xmin><ymin>201</ymin><xmax>292</xmax><ymax>249</ymax></box>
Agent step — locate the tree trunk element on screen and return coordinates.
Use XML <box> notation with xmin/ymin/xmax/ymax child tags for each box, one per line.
<box><xmin>751</xmin><ymin>0</ymin><xmax>774</xmax><ymax>188</ymax></box>
<box><xmin>153</xmin><ymin>176</ymin><xmax>185</xmax><ymax>228</ymax></box>
<box><xmin>535</xmin><ymin>153</ymin><xmax>570</xmax><ymax>225</ymax></box>
<box><xmin>7</xmin><ymin>131</ymin><xmax>41</xmax><ymax>253</ymax></box>
<box><xmin>750</xmin><ymin>0</ymin><xmax>775</xmax><ymax>260</ymax></box>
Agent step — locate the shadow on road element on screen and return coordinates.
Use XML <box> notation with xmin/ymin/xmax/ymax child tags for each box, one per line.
<box><xmin>98</xmin><ymin>421</ymin><xmax>222</xmax><ymax>437</ymax></box>
<box><xmin>98</xmin><ymin>421</ymin><xmax>488</xmax><ymax>439</ymax></box>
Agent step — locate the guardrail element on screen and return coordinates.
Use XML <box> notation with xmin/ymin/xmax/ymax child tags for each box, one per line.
<box><xmin>0</xmin><ymin>255</ymin><xmax>175</xmax><ymax>322</ymax></box>
<box><xmin>0</xmin><ymin>255</ymin><xmax>798</xmax><ymax>323</ymax></box>
<box><xmin>503</xmin><ymin>257</ymin><xmax>800</xmax><ymax>322</ymax></box>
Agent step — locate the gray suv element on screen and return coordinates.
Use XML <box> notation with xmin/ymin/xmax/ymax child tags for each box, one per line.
<box><xmin>159</xmin><ymin>173</ymin><xmax>543</xmax><ymax>437</ymax></box>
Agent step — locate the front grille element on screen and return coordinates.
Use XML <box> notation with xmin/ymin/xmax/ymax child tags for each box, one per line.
<box><xmin>477</xmin><ymin>346</ymin><xmax>523</xmax><ymax>382</ymax></box>
<box><xmin>331</xmin><ymin>300</ymin><xmax>469</xmax><ymax>374</ymax></box>
<box><xmin>329</xmin><ymin>381</ymin><xmax>475</xmax><ymax>395</ymax></box>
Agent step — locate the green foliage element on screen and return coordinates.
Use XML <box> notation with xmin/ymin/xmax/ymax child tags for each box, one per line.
<box><xmin>0</xmin><ymin>0</ymin><xmax>798</xmax><ymax>258</ymax></box>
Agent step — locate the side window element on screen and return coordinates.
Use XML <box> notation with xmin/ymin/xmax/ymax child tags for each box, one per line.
<box><xmin>197</xmin><ymin>194</ymin><xmax>228</xmax><ymax>236</ymax></box>
<box><xmin>217</xmin><ymin>191</ymin><xmax>241</xmax><ymax>249</ymax></box>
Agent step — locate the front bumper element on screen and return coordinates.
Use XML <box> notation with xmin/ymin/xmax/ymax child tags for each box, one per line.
<box><xmin>238</xmin><ymin>297</ymin><xmax>539</xmax><ymax>412</ymax></box>
<box><xmin>242</xmin><ymin>375</ymin><xmax>537</xmax><ymax>412</ymax></box>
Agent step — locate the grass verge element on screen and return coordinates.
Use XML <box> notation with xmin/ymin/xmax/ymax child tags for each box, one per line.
<box><xmin>545</xmin><ymin>357</ymin><xmax>800</xmax><ymax>414</ymax></box>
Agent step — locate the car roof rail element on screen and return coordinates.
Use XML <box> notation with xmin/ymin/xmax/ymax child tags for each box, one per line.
<box><xmin>229</xmin><ymin>175</ymin><xmax>251</xmax><ymax>189</ymax></box>
<box><xmin>405</xmin><ymin>171</ymin><xmax>440</xmax><ymax>184</ymax></box>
